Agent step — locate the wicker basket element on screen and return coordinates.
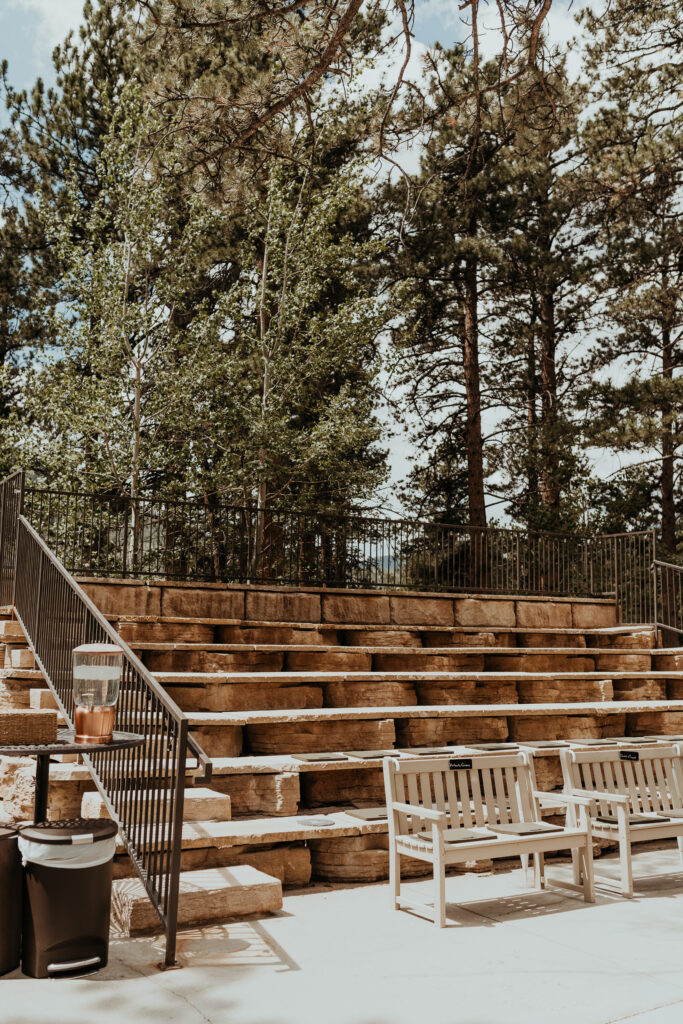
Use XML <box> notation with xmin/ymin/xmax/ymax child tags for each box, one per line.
<box><xmin>0</xmin><ymin>710</ymin><xmax>58</xmax><ymax>745</ymax></box>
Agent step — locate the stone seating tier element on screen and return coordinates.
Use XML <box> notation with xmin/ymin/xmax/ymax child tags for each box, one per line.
<box><xmin>2</xmin><ymin>580</ymin><xmax>682</xmax><ymax>932</ymax></box>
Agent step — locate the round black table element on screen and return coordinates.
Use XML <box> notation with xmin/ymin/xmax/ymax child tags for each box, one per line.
<box><xmin>0</xmin><ymin>729</ymin><xmax>144</xmax><ymax>822</ymax></box>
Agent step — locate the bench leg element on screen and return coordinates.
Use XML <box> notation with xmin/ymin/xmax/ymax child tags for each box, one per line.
<box><xmin>581</xmin><ymin>843</ymin><xmax>596</xmax><ymax>903</ymax></box>
<box><xmin>433</xmin><ymin>848</ymin><xmax>446</xmax><ymax>928</ymax></box>
<box><xmin>571</xmin><ymin>849</ymin><xmax>582</xmax><ymax>889</ymax></box>
<box><xmin>533</xmin><ymin>852</ymin><xmax>545</xmax><ymax>890</ymax></box>
<box><xmin>618</xmin><ymin>835</ymin><xmax>634</xmax><ymax>898</ymax></box>
<box><xmin>390</xmin><ymin>846</ymin><xmax>401</xmax><ymax>910</ymax></box>
<box><xmin>520</xmin><ymin>853</ymin><xmax>530</xmax><ymax>883</ymax></box>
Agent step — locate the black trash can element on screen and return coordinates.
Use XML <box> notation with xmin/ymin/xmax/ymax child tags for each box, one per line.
<box><xmin>18</xmin><ymin>818</ymin><xmax>118</xmax><ymax>979</ymax></box>
<box><xmin>0</xmin><ymin>828</ymin><xmax>22</xmax><ymax>976</ymax></box>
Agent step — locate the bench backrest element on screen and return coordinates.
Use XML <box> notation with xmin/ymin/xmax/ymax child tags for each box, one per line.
<box><xmin>560</xmin><ymin>745</ymin><xmax>683</xmax><ymax>818</ymax></box>
<box><xmin>383</xmin><ymin>753</ymin><xmax>538</xmax><ymax>836</ymax></box>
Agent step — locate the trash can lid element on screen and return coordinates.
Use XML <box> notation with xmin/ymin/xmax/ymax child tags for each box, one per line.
<box><xmin>0</xmin><ymin>827</ymin><xmax>17</xmax><ymax>841</ymax></box>
<box><xmin>18</xmin><ymin>818</ymin><xmax>118</xmax><ymax>846</ymax></box>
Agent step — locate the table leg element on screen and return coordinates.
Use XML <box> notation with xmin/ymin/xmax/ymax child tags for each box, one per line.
<box><xmin>34</xmin><ymin>754</ymin><xmax>50</xmax><ymax>823</ymax></box>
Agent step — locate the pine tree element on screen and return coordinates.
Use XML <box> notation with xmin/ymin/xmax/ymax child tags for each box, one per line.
<box><xmin>581</xmin><ymin>9</ymin><xmax>683</xmax><ymax>555</ymax></box>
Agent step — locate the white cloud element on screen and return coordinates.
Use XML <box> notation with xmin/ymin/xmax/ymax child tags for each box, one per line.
<box><xmin>8</xmin><ymin>0</ymin><xmax>84</xmax><ymax>54</ymax></box>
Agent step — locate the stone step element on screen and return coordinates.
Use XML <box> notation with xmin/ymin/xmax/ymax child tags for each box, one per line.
<box><xmin>183</xmin><ymin>699</ymin><xmax>683</xmax><ymax>756</ymax></box>
<box><xmin>0</xmin><ymin>620</ymin><xmax>26</xmax><ymax>641</ymax></box>
<box><xmin>113</xmin><ymin>615</ymin><xmax>645</xmax><ymax>646</ymax></box>
<box><xmin>81</xmin><ymin>786</ymin><xmax>232</xmax><ymax>822</ymax></box>
<box><xmin>112</xmin><ymin>864</ymin><xmax>282</xmax><ymax>935</ymax></box>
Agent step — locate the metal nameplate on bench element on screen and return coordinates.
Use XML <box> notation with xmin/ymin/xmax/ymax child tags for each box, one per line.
<box><xmin>449</xmin><ymin>758</ymin><xmax>473</xmax><ymax>770</ymax></box>
<box><xmin>620</xmin><ymin>750</ymin><xmax>640</xmax><ymax>761</ymax></box>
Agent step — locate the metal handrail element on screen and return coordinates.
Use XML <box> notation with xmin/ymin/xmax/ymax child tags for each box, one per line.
<box><xmin>11</xmin><ymin>513</ymin><xmax>209</xmax><ymax>966</ymax></box>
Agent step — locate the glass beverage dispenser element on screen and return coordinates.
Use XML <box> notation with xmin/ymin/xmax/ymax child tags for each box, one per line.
<box><xmin>72</xmin><ymin>643</ymin><xmax>123</xmax><ymax>744</ymax></box>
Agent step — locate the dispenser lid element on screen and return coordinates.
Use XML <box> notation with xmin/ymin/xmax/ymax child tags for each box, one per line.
<box><xmin>73</xmin><ymin>644</ymin><xmax>123</xmax><ymax>657</ymax></box>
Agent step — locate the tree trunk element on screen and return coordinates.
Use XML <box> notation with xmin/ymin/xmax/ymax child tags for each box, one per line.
<box><xmin>463</xmin><ymin>250</ymin><xmax>487</xmax><ymax>529</ymax></box>
<box><xmin>462</xmin><ymin>228</ymin><xmax>487</xmax><ymax>590</ymax></box>
<box><xmin>661</xmin><ymin>323</ymin><xmax>676</xmax><ymax>553</ymax></box>
<box><xmin>539</xmin><ymin>252</ymin><xmax>560</xmax><ymax>518</ymax></box>
<box><xmin>527</xmin><ymin>336</ymin><xmax>539</xmax><ymax>515</ymax></box>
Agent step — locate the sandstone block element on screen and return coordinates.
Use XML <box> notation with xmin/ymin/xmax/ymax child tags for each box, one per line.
<box><xmin>217</xmin><ymin>625</ymin><xmax>334</xmax><ymax>645</ymax></box>
<box><xmin>485</xmin><ymin>654</ymin><xmax>595</xmax><ymax>673</ymax></box>
<box><xmin>528</xmin><ymin>753</ymin><xmax>563</xmax><ymax>791</ymax></box>
<box><xmin>309</xmin><ymin>833</ymin><xmax>430</xmax><ymax>882</ymax></box>
<box><xmin>30</xmin><ymin>689</ymin><xmax>58</xmax><ymax>710</ymax></box>
<box><xmin>113</xmin><ymin>842</ymin><xmax>312</xmax><ymax>886</ymax></box>
<box><xmin>455</xmin><ymin>599</ymin><xmax>515</xmax><ymax>628</ymax></box>
<box><xmin>113</xmin><ymin>865</ymin><xmax>282</xmax><ymax>935</ymax></box>
<box><xmin>0</xmin><ymin>756</ymin><xmax>90</xmax><ymax>822</ymax></box>
<box><xmin>212</xmin><ymin>772</ymin><xmax>300</xmax><ymax>816</ymax></box>
<box><xmin>373</xmin><ymin>652</ymin><xmax>485</xmax><ymax>673</ymax></box>
<box><xmin>161</xmin><ymin>587</ymin><xmax>245</xmax><ymax>620</ymax></box>
<box><xmin>83</xmin><ymin>786</ymin><xmax>231</xmax><ymax>822</ymax></box>
<box><xmin>517</xmin><ymin>680</ymin><xmax>613</xmax><ymax>704</ymax></box>
<box><xmin>518</xmin><ymin>632</ymin><xmax>586</xmax><ymax>649</ymax></box>
<box><xmin>300</xmin><ymin>767</ymin><xmax>384</xmax><ymax>807</ymax></box>
<box><xmin>117</xmin><ymin>621</ymin><xmax>215</xmax><ymax>643</ymax></box>
<box><xmin>245</xmin><ymin>718</ymin><xmax>395</xmax><ymax>755</ymax></box>
<box><xmin>82</xmin><ymin>583</ymin><xmax>161</xmax><ymax>617</ymax></box>
<box><xmin>509</xmin><ymin>714</ymin><xmax>625</xmax><ymax>742</ymax></box>
<box><xmin>0</xmin><ymin>621</ymin><xmax>25</xmax><ymax>641</ymax></box>
<box><xmin>592</xmin><ymin>631</ymin><xmax>655</xmax><ymax>650</ymax></box>
<box><xmin>422</xmin><ymin>631</ymin><xmax>495</xmax><ymax>648</ymax></box>
<box><xmin>515</xmin><ymin>601</ymin><xmax>570</xmax><ymax>629</ymax></box>
<box><xmin>285</xmin><ymin>651</ymin><xmax>372</xmax><ymax>672</ymax></box>
<box><xmin>342</xmin><ymin>629</ymin><xmax>420</xmax><ymax>648</ymax></box>
<box><xmin>626</xmin><ymin>711</ymin><xmax>683</xmax><ymax>735</ymax></box>
<box><xmin>389</xmin><ymin>596</ymin><xmax>454</xmax><ymax>627</ymax></box>
<box><xmin>0</xmin><ymin>679</ymin><xmax>31</xmax><ymax>710</ymax></box>
<box><xmin>396</xmin><ymin>716</ymin><xmax>507</xmax><ymax>747</ymax></box>
<box><xmin>667</xmin><ymin>681</ymin><xmax>683</xmax><ymax>700</ymax></box>
<box><xmin>146</xmin><ymin>650</ymin><xmax>284</xmax><ymax>673</ymax></box>
<box><xmin>245</xmin><ymin>590</ymin><xmax>321</xmax><ymax>623</ymax></box>
<box><xmin>594</xmin><ymin>653</ymin><xmax>652</xmax><ymax>672</ymax></box>
<box><xmin>415</xmin><ymin>681</ymin><xmax>517</xmax><ymax>705</ymax></box>
<box><xmin>190</xmin><ymin>725</ymin><xmax>243</xmax><ymax>757</ymax></box>
<box><xmin>491</xmin><ymin>633</ymin><xmax>517</xmax><ymax>647</ymax></box>
<box><xmin>613</xmin><ymin>680</ymin><xmax>666</xmax><ymax>701</ymax></box>
<box><xmin>172</xmin><ymin>683</ymin><xmax>322</xmax><ymax>713</ymax></box>
<box><xmin>5</xmin><ymin>646</ymin><xmax>33</xmax><ymax>669</ymax></box>
<box><xmin>323</xmin><ymin>681</ymin><xmax>417</xmax><ymax>708</ymax></box>
<box><xmin>322</xmin><ymin>594</ymin><xmax>391</xmax><ymax>625</ymax></box>
<box><xmin>654</xmin><ymin>653</ymin><xmax>683</xmax><ymax>672</ymax></box>
<box><xmin>572</xmin><ymin>602</ymin><xmax>617</xmax><ymax>629</ymax></box>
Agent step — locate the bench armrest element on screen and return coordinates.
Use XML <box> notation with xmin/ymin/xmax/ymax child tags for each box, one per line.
<box><xmin>534</xmin><ymin>790</ymin><xmax>596</xmax><ymax>810</ymax></box>
<box><xmin>391</xmin><ymin>802</ymin><xmax>448</xmax><ymax>824</ymax></box>
<box><xmin>569</xmin><ymin>788</ymin><xmax>630</xmax><ymax>805</ymax></box>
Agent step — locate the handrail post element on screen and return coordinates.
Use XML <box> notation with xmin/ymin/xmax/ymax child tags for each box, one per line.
<box><xmin>12</xmin><ymin>470</ymin><xmax>25</xmax><ymax>606</ymax></box>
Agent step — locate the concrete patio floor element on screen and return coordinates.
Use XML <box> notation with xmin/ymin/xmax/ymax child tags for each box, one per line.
<box><xmin>5</xmin><ymin>846</ymin><xmax>683</xmax><ymax>1024</ymax></box>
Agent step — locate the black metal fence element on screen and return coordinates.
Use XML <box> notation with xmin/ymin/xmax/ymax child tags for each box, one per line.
<box><xmin>0</xmin><ymin>470</ymin><xmax>24</xmax><ymax>606</ymax></box>
<box><xmin>653</xmin><ymin>559</ymin><xmax>683</xmax><ymax>637</ymax></box>
<box><xmin>12</xmin><ymin>514</ymin><xmax>195</xmax><ymax>966</ymax></box>
<box><xmin>22</xmin><ymin>488</ymin><xmax>656</xmax><ymax>617</ymax></box>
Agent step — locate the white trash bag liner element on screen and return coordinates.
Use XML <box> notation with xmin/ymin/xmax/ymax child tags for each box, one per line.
<box><xmin>18</xmin><ymin>836</ymin><xmax>117</xmax><ymax>870</ymax></box>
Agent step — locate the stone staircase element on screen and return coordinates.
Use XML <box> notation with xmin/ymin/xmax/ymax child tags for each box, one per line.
<box><xmin>3</xmin><ymin>579</ymin><xmax>683</xmax><ymax>933</ymax></box>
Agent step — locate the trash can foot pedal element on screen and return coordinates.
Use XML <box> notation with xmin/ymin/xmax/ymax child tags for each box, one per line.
<box><xmin>48</xmin><ymin>955</ymin><xmax>102</xmax><ymax>973</ymax></box>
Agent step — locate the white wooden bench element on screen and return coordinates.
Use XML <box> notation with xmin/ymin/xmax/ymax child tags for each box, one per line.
<box><xmin>560</xmin><ymin>744</ymin><xmax>683</xmax><ymax>897</ymax></box>
<box><xmin>383</xmin><ymin>752</ymin><xmax>595</xmax><ymax>927</ymax></box>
